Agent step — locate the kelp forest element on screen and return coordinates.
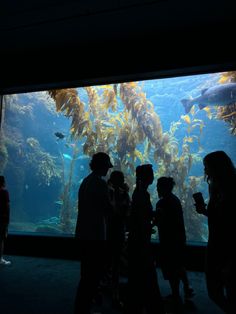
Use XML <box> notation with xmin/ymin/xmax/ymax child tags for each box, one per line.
<box><xmin>1</xmin><ymin>71</ymin><xmax>236</xmax><ymax>241</ymax></box>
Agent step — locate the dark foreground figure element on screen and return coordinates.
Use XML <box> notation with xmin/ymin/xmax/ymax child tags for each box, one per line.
<box><xmin>195</xmin><ymin>151</ymin><xmax>236</xmax><ymax>313</ymax></box>
<box><xmin>155</xmin><ymin>176</ymin><xmax>194</xmax><ymax>310</ymax></box>
<box><xmin>74</xmin><ymin>152</ymin><xmax>113</xmax><ymax>314</ymax></box>
<box><xmin>125</xmin><ymin>164</ymin><xmax>165</xmax><ymax>314</ymax></box>
<box><xmin>107</xmin><ymin>170</ymin><xmax>131</xmax><ymax>307</ymax></box>
<box><xmin>0</xmin><ymin>175</ymin><xmax>11</xmax><ymax>265</ymax></box>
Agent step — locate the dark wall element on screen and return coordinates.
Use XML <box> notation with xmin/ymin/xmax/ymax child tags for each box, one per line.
<box><xmin>5</xmin><ymin>234</ymin><xmax>207</xmax><ymax>271</ymax></box>
<box><xmin>5</xmin><ymin>234</ymin><xmax>80</xmax><ymax>260</ymax></box>
<box><xmin>1</xmin><ymin>0</ymin><xmax>236</xmax><ymax>93</ymax></box>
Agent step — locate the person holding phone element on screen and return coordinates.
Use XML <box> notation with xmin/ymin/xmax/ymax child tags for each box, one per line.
<box><xmin>192</xmin><ymin>192</ymin><xmax>205</xmax><ymax>211</ymax></box>
<box><xmin>194</xmin><ymin>151</ymin><xmax>236</xmax><ymax>313</ymax></box>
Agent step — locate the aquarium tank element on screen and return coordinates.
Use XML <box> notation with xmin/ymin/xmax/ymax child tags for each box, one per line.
<box><xmin>0</xmin><ymin>70</ymin><xmax>236</xmax><ymax>242</ymax></box>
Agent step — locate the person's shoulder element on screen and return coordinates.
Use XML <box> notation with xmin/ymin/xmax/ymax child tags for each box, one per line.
<box><xmin>79</xmin><ymin>173</ymin><xmax>93</xmax><ymax>189</ymax></box>
<box><xmin>122</xmin><ymin>188</ymin><xmax>130</xmax><ymax>199</ymax></box>
<box><xmin>132</xmin><ymin>187</ymin><xmax>137</xmax><ymax>196</ymax></box>
<box><xmin>171</xmin><ymin>193</ymin><xmax>181</xmax><ymax>202</ymax></box>
<box><xmin>90</xmin><ymin>174</ymin><xmax>108</xmax><ymax>191</ymax></box>
<box><xmin>155</xmin><ymin>199</ymin><xmax>164</xmax><ymax>214</ymax></box>
<box><xmin>80</xmin><ymin>174</ymin><xmax>89</xmax><ymax>185</ymax></box>
<box><xmin>132</xmin><ymin>187</ymin><xmax>141</xmax><ymax>199</ymax></box>
<box><xmin>100</xmin><ymin>178</ymin><xmax>108</xmax><ymax>189</ymax></box>
<box><xmin>83</xmin><ymin>172</ymin><xmax>100</xmax><ymax>183</ymax></box>
<box><xmin>170</xmin><ymin>193</ymin><xmax>183</xmax><ymax>211</ymax></box>
<box><xmin>156</xmin><ymin>198</ymin><xmax>164</xmax><ymax>207</ymax></box>
<box><xmin>83</xmin><ymin>173</ymin><xmax>105</xmax><ymax>184</ymax></box>
<box><xmin>131</xmin><ymin>188</ymin><xmax>140</xmax><ymax>202</ymax></box>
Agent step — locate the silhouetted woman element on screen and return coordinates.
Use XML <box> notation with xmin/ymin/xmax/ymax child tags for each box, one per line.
<box><xmin>195</xmin><ymin>151</ymin><xmax>236</xmax><ymax>313</ymax></box>
<box><xmin>126</xmin><ymin>164</ymin><xmax>165</xmax><ymax>314</ymax></box>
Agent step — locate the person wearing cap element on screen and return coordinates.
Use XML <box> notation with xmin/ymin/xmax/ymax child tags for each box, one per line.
<box><xmin>74</xmin><ymin>152</ymin><xmax>113</xmax><ymax>314</ymax></box>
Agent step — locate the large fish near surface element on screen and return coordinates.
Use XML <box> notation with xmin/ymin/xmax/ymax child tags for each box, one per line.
<box><xmin>181</xmin><ymin>82</ymin><xmax>236</xmax><ymax>114</ymax></box>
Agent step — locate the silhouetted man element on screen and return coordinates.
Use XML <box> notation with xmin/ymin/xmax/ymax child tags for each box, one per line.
<box><xmin>74</xmin><ymin>152</ymin><xmax>113</xmax><ymax>314</ymax></box>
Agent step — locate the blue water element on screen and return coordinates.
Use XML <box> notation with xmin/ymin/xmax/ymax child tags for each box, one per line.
<box><xmin>1</xmin><ymin>71</ymin><xmax>236</xmax><ymax>241</ymax></box>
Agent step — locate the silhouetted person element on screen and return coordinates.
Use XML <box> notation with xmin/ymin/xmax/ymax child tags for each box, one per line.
<box><xmin>107</xmin><ymin>170</ymin><xmax>131</xmax><ymax>307</ymax></box>
<box><xmin>194</xmin><ymin>151</ymin><xmax>236</xmax><ymax>313</ymax></box>
<box><xmin>0</xmin><ymin>175</ymin><xmax>11</xmax><ymax>265</ymax></box>
<box><xmin>155</xmin><ymin>177</ymin><xmax>194</xmax><ymax>309</ymax></box>
<box><xmin>74</xmin><ymin>152</ymin><xmax>113</xmax><ymax>314</ymax></box>
<box><xmin>126</xmin><ymin>164</ymin><xmax>165</xmax><ymax>314</ymax></box>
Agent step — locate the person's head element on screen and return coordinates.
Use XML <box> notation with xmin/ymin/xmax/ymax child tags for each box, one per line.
<box><xmin>89</xmin><ymin>152</ymin><xmax>113</xmax><ymax>176</ymax></box>
<box><xmin>136</xmin><ymin>164</ymin><xmax>154</xmax><ymax>188</ymax></box>
<box><xmin>203</xmin><ymin>151</ymin><xmax>235</xmax><ymax>184</ymax></box>
<box><xmin>0</xmin><ymin>176</ymin><xmax>5</xmax><ymax>188</ymax></box>
<box><xmin>108</xmin><ymin>170</ymin><xmax>124</xmax><ymax>188</ymax></box>
<box><xmin>157</xmin><ymin>176</ymin><xmax>175</xmax><ymax>198</ymax></box>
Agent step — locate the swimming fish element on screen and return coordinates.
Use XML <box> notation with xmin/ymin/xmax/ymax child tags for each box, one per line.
<box><xmin>54</xmin><ymin>200</ymin><xmax>63</xmax><ymax>205</ymax></box>
<box><xmin>101</xmin><ymin>121</ymin><xmax>114</xmax><ymax>128</ymax></box>
<box><xmin>181</xmin><ymin>83</ymin><xmax>236</xmax><ymax>114</ymax></box>
<box><xmin>55</xmin><ymin>132</ymin><xmax>65</xmax><ymax>140</ymax></box>
<box><xmin>65</xmin><ymin>143</ymin><xmax>76</xmax><ymax>148</ymax></box>
<box><xmin>77</xmin><ymin>155</ymin><xmax>90</xmax><ymax>160</ymax></box>
<box><xmin>62</xmin><ymin>153</ymin><xmax>73</xmax><ymax>160</ymax></box>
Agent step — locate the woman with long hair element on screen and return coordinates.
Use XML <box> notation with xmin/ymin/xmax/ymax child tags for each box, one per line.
<box><xmin>195</xmin><ymin>150</ymin><xmax>236</xmax><ymax>313</ymax></box>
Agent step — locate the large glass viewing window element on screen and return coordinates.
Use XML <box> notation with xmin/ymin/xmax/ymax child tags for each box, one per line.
<box><xmin>1</xmin><ymin>70</ymin><xmax>236</xmax><ymax>241</ymax></box>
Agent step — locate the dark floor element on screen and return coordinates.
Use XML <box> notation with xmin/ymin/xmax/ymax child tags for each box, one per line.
<box><xmin>0</xmin><ymin>255</ymin><xmax>224</xmax><ymax>314</ymax></box>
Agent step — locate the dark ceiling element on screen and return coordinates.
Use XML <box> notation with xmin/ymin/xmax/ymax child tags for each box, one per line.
<box><xmin>1</xmin><ymin>0</ymin><xmax>236</xmax><ymax>93</ymax></box>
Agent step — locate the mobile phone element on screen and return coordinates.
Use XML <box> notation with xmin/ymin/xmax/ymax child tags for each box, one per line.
<box><xmin>192</xmin><ymin>192</ymin><xmax>205</xmax><ymax>205</ymax></box>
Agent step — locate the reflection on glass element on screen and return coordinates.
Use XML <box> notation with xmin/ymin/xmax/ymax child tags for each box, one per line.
<box><xmin>0</xmin><ymin>71</ymin><xmax>236</xmax><ymax>241</ymax></box>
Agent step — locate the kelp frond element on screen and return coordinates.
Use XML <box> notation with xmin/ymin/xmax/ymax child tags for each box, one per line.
<box><xmin>48</xmin><ymin>89</ymin><xmax>91</xmax><ymax>139</ymax></box>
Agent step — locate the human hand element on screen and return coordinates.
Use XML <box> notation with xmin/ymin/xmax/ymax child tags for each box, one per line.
<box><xmin>193</xmin><ymin>192</ymin><xmax>206</xmax><ymax>214</ymax></box>
<box><xmin>194</xmin><ymin>203</ymin><xmax>206</xmax><ymax>214</ymax></box>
